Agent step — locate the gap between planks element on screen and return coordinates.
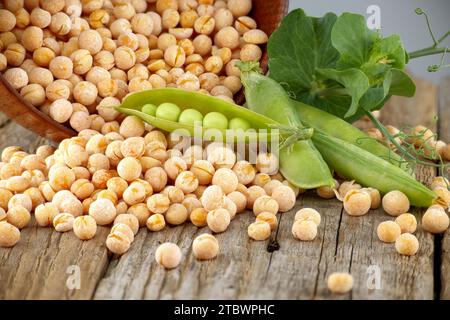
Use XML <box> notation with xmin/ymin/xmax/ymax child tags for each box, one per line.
<box><xmin>438</xmin><ymin>77</ymin><xmax>450</xmax><ymax>299</ymax></box>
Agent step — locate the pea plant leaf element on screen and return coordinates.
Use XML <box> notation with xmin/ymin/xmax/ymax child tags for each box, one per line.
<box><xmin>267</xmin><ymin>9</ymin><xmax>339</xmax><ymax>94</ymax></box>
<box><xmin>368</xmin><ymin>35</ymin><xmax>407</xmax><ymax>70</ymax></box>
<box><xmin>267</xmin><ymin>9</ymin><xmax>415</xmax><ymax>122</ymax></box>
<box><xmin>389</xmin><ymin>69</ymin><xmax>416</xmax><ymax>96</ymax></box>
<box><xmin>360</xmin><ymin>69</ymin><xmax>392</xmax><ymax>111</ymax></box>
<box><xmin>316</xmin><ymin>68</ymin><xmax>370</xmax><ymax>118</ymax></box>
<box><xmin>331</xmin><ymin>13</ymin><xmax>378</xmax><ymax>68</ymax></box>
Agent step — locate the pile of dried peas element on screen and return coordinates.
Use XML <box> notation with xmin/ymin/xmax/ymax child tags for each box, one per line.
<box><xmin>0</xmin><ymin>0</ymin><xmax>268</xmax><ymax>133</ymax></box>
<box><xmin>2</xmin><ymin>113</ymin><xmax>446</xmax><ymax>294</ymax></box>
<box><xmin>0</xmin><ymin>112</ymin><xmax>448</xmax><ymax>269</ymax></box>
<box><xmin>0</xmin><ymin>0</ymin><xmax>448</xmax><ymax>294</ymax></box>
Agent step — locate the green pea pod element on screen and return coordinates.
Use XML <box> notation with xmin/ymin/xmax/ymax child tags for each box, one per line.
<box><xmin>238</xmin><ymin>62</ymin><xmax>335</xmax><ymax>189</ymax></box>
<box><xmin>312</xmin><ymin>131</ymin><xmax>436</xmax><ymax>207</ymax></box>
<box><xmin>116</xmin><ymin>88</ymin><xmax>301</xmax><ymax>143</ymax></box>
<box><xmin>291</xmin><ymin>99</ymin><xmax>414</xmax><ymax>175</ymax></box>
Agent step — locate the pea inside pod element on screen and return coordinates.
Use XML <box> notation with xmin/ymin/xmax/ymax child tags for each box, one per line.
<box><xmin>178</xmin><ymin>109</ymin><xmax>203</xmax><ymax>126</ymax></box>
<box><xmin>116</xmin><ymin>88</ymin><xmax>311</xmax><ymax>143</ymax></box>
<box><xmin>142</xmin><ymin>103</ymin><xmax>157</xmax><ymax>116</ymax></box>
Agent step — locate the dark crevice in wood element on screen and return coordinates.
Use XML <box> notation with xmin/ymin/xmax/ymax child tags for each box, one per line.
<box><xmin>0</xmin><ymin>118</ymin><xmax>11</xmax><ymax>129</ymax></box>
<box><xmin>334</xmin><ymin>207</ymin><xmax>344</xmax><ymax>257</ymax></box>
<box><xmin>264</xmin><ymin>212</ymin><xmax>283</xmax><ymax>279</ymax></box>
<box><xmin>264</xmin><ymin>210</ymin><xmax>285</xmax><ymax>281</ymax></box>
<box><xmin>433</xmin><ymin>234</ymin><xmax>443</xmax><ymax>300</ymax></box>
<box><xmin>436</xmin><ymin>77</ymin><xmax>449</xmax><ymax>300</ymax></box>
<box><xmin>348</xmin><ymin>244</ymin><xmax>354</xmax><ymax>300</ymax></box>
<box><xmin>312</xmin><ymin>216</ymin><xmax>327</xmax><ymax>299</ymax></box>
<box><xmin>89</xmin><ymin>253</ymin><xmax>113</xmax><ymax>300</ymax></box>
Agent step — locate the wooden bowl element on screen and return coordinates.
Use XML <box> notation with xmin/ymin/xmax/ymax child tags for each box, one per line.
<box><xmin>0</xmin><ymin>0</ymin><xmax>289</xmax><ymax>142</ymax></box>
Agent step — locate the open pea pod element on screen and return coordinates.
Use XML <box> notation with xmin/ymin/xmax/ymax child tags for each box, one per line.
<box><xmin>312</xmin><ymin>131</ymin><xmax>436</xmax><ymax>207</ymax></box>
<box><xmin>292</xmin><ymin>99</ymin><xmax>414</xmax><ymax>175</ymax></box>
<box><xmin>116</xmin><ymin>88</ymin><xmax>285</xmax><ymax>143</ymax></box>
<box><xmin>238</xmin><ymin>62</ymin><xmax>335</xmax><ymax>189</ymax></box>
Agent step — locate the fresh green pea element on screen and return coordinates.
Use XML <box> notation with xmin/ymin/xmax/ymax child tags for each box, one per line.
<box><xmin>115</xmin><ymin>88</ymin><xmax>285</xmax><ymax>143</ymax></box>
<box><xmin>239</xmin><ymin>61</ymin><xmax>335</xmax><ymax>188</ymax></box>
<box><xmin>203</xmin><ymin>112</ymin><xmax>228</xmax><ymax>129</ymax></box>
<box><xmin>141</xmin><ymin>103</ymin><xmax>157</xmax><ymax>116</ymax></box>
<box><xmin>229</xmin><ymin>117</ymin><xmax>251</xmax><ymax>131</ymax></box>
<box><xmin>312</xmin><ymin>132</ymin><xmax>436</xmax><ymax>207</ymax></box>
<box><xmin>292</xmin><ymin>100</ymin><xmax>413</xmax><ymax>175</ymax></box>
<box><xmin>239</xmin><ymin>62</ymin><xmax>435</xmax><ymax>206</ymax></box>
<box><xmin>178</xmin><ymin>108</ymin><xmax>204</xmax><ymax>126</ymax></box>
<box><xmin>156</xmin><ymin>102</ymin><xmax>181</xmax><ymax>122</ymax></box>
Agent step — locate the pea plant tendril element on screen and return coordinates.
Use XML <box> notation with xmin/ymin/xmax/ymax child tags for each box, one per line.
<box><xmin>361</xmin><ymin>8</ymin><xmax>450</xmax><ymax>187</ymax></box>
<box><xmin>408</xmin><ymin>8</ymin><xmax>450</xmax><ymax>72</ymax></box>
<box><xmin>365</xmin><ymin>111</ymin><xmax>450</xmax><ymax>189</ymax></box>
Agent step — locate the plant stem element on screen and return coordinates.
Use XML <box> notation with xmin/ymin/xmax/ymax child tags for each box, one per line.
<box><xmin>421</xmin><ymin>9</ymin><xmax>438</xmax><ymax>45</ymax></box>
<box><xmin>436</xmin><ymin>30</ymin><xmax>450</xmax><ymax>45</ymax></box>
<box><xmin>364</xmin><ymin>110</ymin><xmax>448</xmax><ymax>169</ymax></box>
<box><xmin>408</xmin><ymin>46</ymin><xmax>448</xmax><ymax>59</ymax></box>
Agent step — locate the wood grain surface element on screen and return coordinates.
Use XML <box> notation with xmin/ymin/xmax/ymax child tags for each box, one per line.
<box><xmin>0</xmin><ymin>76</ymin><xmax>448</xmax><ymax>300</ymax></box>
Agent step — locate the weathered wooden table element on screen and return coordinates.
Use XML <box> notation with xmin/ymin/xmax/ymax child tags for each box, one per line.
<box><xmin>0</xmin><ymin>77</ymin><xmax>448</xmax><ymax>300</ymax></box>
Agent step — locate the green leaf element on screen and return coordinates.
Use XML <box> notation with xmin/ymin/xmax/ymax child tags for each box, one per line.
<box><xmin>316</xmin><ymin>68</ymin><xmax>370</xmax><ymax>117</ymax></box>
<box><xmin>296</xmin><ymin>91</ymin><xmax>353</xmax><ymax>120</ymax></box>
<box><xmin>267</xmin><ymin>9</ymin><xmax>414</xmax><ymax>122</ymax></box>
<box><xmin>359</xmin><ymin>69</ymin><xmax>392</xmax><ymax>112</ymax></box>
<box><xmin>331</xmin><ymin>13</ymin><xmax>377</xmax><ymax>68</ymax></box>
<box><xmin>361</xmin><ymin>63</ymin><xmax>391</xmax><ymax>83</ymax></box>
<box><xmin>368</xmin><ymin>34</ymin><xmax>407</xmax><ymax>69</ymax></box>
<box><xmin>268</xmin><ymin>9</ymin><xmax>338</xmax><ymax>92</ymax></box>
<box><xmin>389</xmin><ymin>69</ymin><xmax>416</xmax><ymax>96</ymax></box>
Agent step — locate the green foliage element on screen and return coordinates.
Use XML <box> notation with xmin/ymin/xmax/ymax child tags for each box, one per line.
<box><xmin>268</xmin><ymin>9</ymin><xmax>416</xmax><ymax>122</ymax></box>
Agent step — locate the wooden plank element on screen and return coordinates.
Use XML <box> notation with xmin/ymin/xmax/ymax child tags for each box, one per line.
<box><xmin>0</xmin><ymin>113</ymin><xmax>54</xmax><ymax>151</ymax></box>
<box><xmin>0</xmin><ymin>74</ymin><xmax>441</xmax><ymax>299</ymax></box>
<box><xmin>381</xmin><ymin>77</ymin><xmax>439</xmax><ymax>129</ymax></box>
<box><xmin>269</xmin><ymin>77</ymin><xmax>436</xmax><ymax>300</ymax></box>
<box><xmin>94</xmin><ymin>191</ymin><xmax>434</xmax><ymax>300</ymax></box>
<box><xmin>70</xmin><ymin>76</ymin><xmax>441</xmax><ymax>300</ymax></box>
<box><xmin>266</xmin><ymin>193</ymin><xmax>434</xmax><ymax>300</ymax></box>
<box><xmin>0</xmin><ymin>120</ymin><xmax>110</xmax><ymax>299</ymax></box>
<box><xmin>94</xmin><ymin>212</ymin><xmax>275</xmax><ymax>299</ymax></box>
<box><xmin>0</xmin><ymin>220</ymin><xmax>110</xmax><ymax>299</ymax></box>
<box><xmin>438</xmin><ymin>77</ymin><xmax>450</xmax><ymax>299</ymax></box>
